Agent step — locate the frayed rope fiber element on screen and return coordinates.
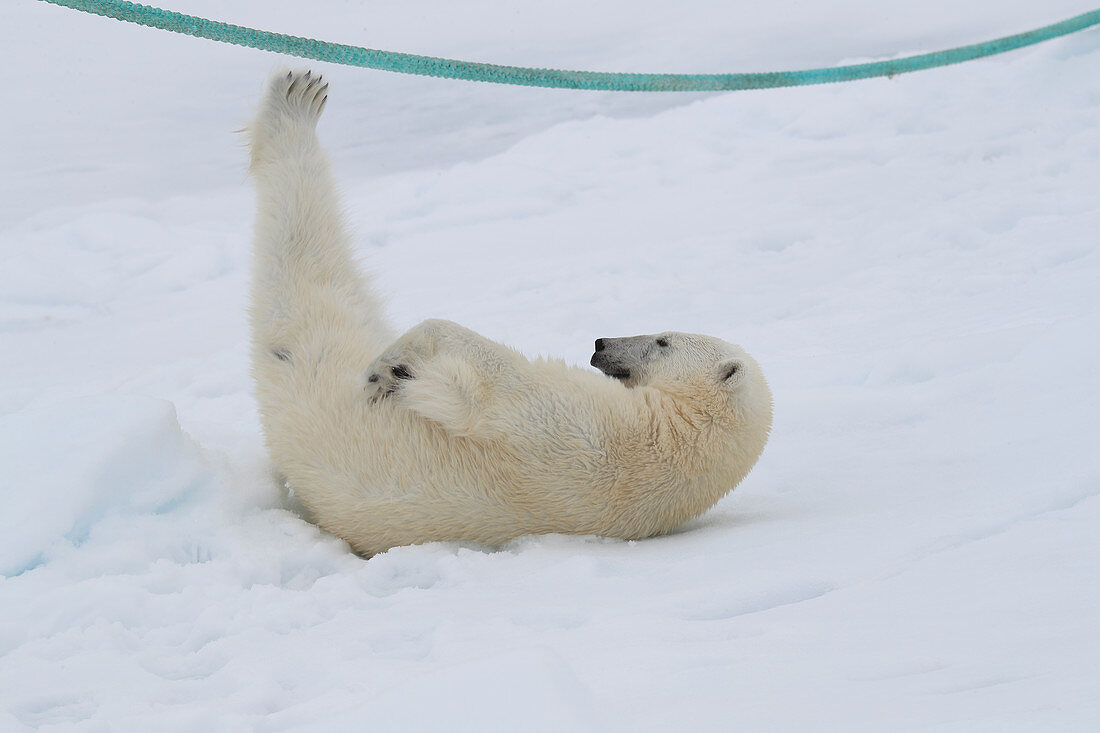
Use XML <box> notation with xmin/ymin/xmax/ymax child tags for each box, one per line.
<box><xmin>37</xmin><ymin>0</ymin><xmax>1100</xmax><ymax>91</ymax></box>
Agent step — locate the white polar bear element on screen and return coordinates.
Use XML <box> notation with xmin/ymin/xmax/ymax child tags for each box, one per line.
<box><xmin>247</xmin><ymin>70</ymin><xmax>773</xmax><ymax>556</ymax></box>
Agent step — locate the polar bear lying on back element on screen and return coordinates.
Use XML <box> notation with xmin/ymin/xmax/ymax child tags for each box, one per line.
<box><xmin>248</xmin><ymin>70</ymin><xmax>773</xmax><ymax>556</ymax></box>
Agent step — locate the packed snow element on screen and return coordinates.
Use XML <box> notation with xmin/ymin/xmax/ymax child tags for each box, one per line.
<box><xmin>2</xmin><ymin>1</ymin><xmax>1099</xmax><ymax>730</ymax></box>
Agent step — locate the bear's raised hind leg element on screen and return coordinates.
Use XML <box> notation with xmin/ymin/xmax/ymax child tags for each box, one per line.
<box><xmin>248</xmin><ymin>69</ymin><xmax>393</xmax><ymax>379</ymax></box>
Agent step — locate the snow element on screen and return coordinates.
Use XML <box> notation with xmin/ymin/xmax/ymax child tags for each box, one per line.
<box><xmin>2</xmin><ymin>0</ymin><xmax>1099</xmax><ymax>729</ymax></box>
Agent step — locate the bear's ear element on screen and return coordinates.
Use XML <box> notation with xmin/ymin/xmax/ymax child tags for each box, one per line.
<box><xmin>720</xmin><ymin>358</ymin><xmax>746</xmax><ymax>388</ymax></box>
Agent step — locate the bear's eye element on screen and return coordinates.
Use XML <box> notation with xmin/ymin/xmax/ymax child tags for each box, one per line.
<box><xmin>655</xmin><ymin>338</ymin><xmax>669</xmax><ymax>348</ymax></box>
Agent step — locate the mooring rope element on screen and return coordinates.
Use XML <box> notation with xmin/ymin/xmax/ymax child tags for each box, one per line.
<box><xmin>36</xmin><ymin>0</ymin><xmax>1100</xmax><ymax>91</ymax></box>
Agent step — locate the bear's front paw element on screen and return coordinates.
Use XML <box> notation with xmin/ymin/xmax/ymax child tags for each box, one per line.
<box><xmin>364</xmin><ymin>361</ymin><xmax>413</xmax><ymax>403</ymax></box>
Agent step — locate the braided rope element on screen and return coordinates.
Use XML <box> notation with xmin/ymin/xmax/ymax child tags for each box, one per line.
<box><xmin>37</xmin><ymin>0</ymin><xmax>1100</xmax><ymax>92</ymax></box>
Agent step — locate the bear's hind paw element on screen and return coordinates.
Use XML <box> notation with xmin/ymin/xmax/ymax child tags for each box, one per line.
<box><xmin>258</xmin><ymin>69</ymin><xmax>329</xmax><ymax>129</ymax></box>
<box><xmin>283</xmin><ymin>69</ymin><xmax>329</xmax><ymax>115</ymax></box>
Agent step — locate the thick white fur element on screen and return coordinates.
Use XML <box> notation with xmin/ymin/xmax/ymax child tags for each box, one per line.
<box><xmin>248</xmin><ymin>70</ymin><xmax>773</xmax><ymax>556</ymax></box>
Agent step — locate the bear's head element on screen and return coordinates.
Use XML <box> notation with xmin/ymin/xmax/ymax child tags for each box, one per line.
<box><xmin>590</xmin><ymin>332</ymin><xmax>761</xmax><ymax>393</ymax></box>
<box><xmin>591</xmin><ymin>331</ymin><xmax>773</xmax><ymax>457</ymax></box>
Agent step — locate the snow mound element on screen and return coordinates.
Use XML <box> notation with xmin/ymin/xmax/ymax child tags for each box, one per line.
<box><xmin>0</xmin><ymin>396</ymin><xmax>210</xmax><ymax>576</ymax></box>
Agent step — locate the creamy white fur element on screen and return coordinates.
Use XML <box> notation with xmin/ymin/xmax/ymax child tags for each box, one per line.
<box><xmin>248</xmin><ymin>70</ymin><xmax>773</xmax><ymax>556</ymax></box>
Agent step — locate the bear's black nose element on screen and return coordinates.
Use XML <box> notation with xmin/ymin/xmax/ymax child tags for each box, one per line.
<box><xmin>594</xmin><ymin>338</ymin><xmax>607</xmax><ymax>352</ymax></box>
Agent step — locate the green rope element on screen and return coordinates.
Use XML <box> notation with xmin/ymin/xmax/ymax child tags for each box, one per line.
<box><xmin>36</xmin><ymin>0</ymin><xmax>1100</xmax><ymax>91</ymax></box>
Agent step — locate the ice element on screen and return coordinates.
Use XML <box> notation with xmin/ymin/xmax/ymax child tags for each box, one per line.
<box><xmin>2</xmin><ymin>0</ymin><xmax>1099</xmax><ymax>730</ymax></box>
<box><xmin>0</xmin><ymin>396</ymin><xmax>208</xmax><ymax>576</ymax></box>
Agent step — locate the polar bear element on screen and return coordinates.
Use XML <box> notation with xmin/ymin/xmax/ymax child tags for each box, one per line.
<box><xmin>247</xmin><ymin>70</ymin><xmax>773</xmax><ymax>556</ymax></box>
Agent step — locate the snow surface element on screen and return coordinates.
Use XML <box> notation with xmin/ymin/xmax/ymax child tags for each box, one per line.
<box><xmin>2</xmin><ymin>1</ymin><xmax>1099</xmax><ymax>730</ymax></box>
